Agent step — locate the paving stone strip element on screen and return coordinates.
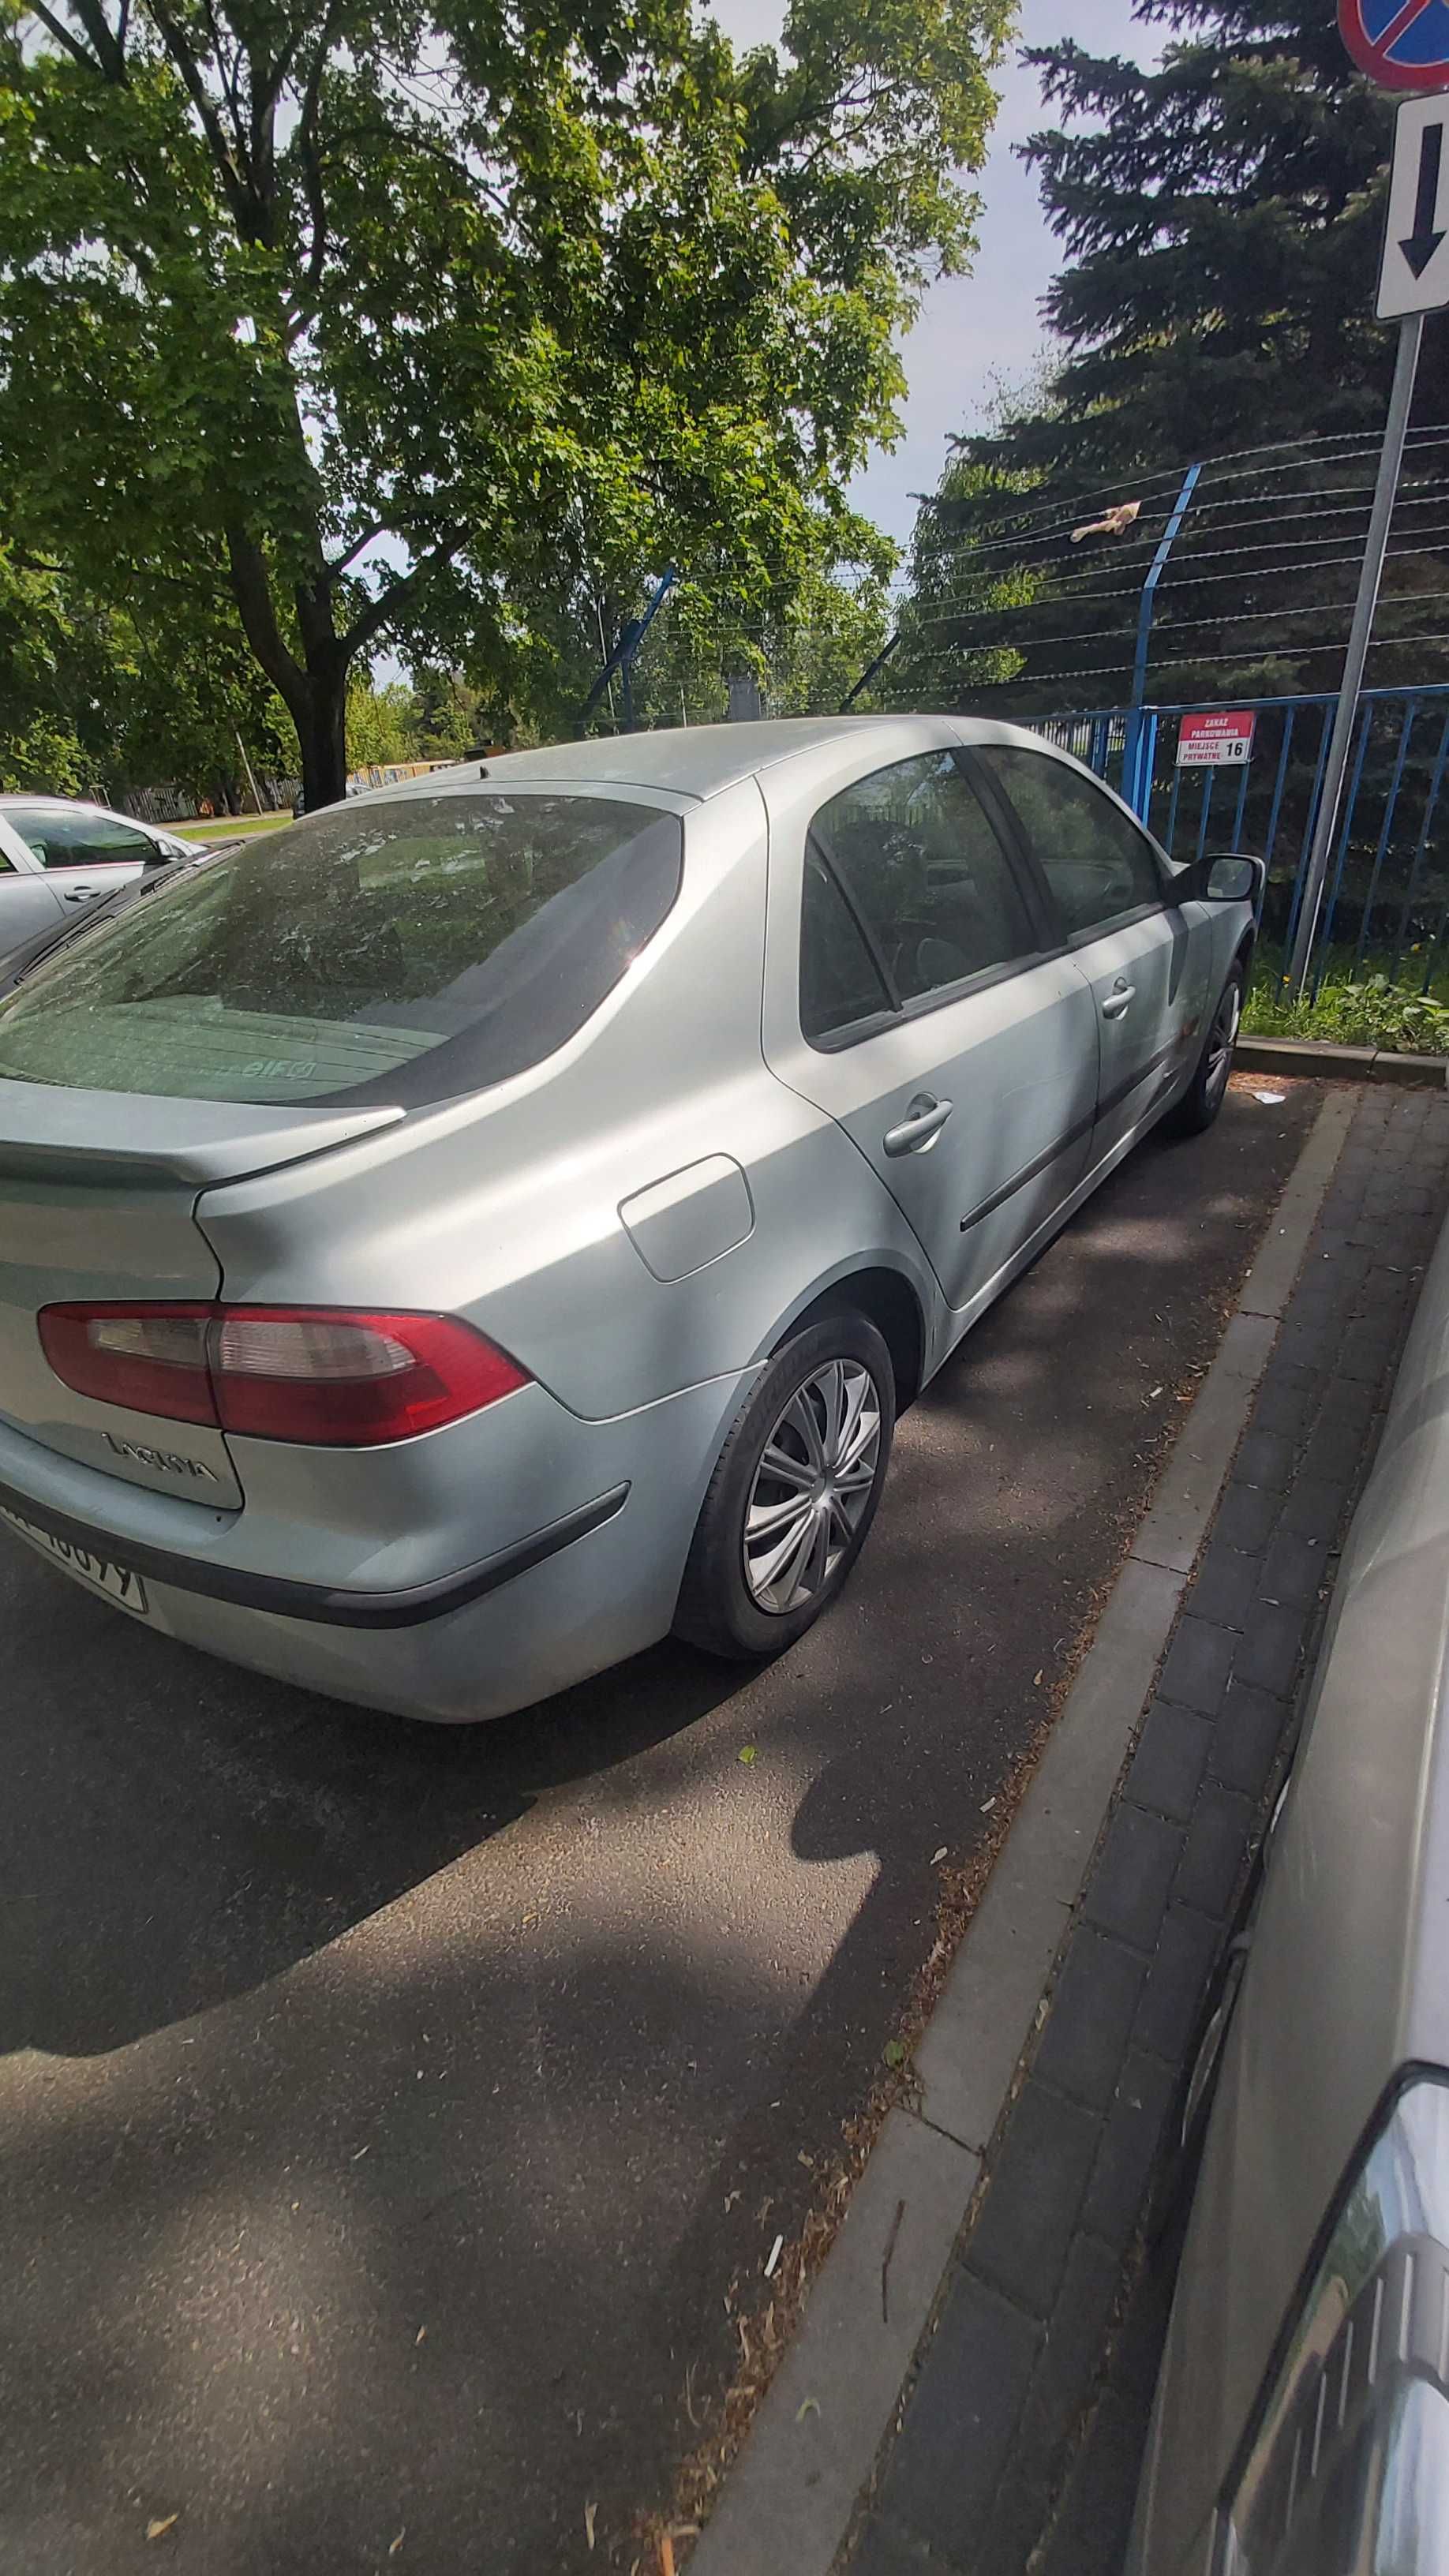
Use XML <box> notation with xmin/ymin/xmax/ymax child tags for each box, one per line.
<box><xmin>840</xmin><ymin>1085</ymin><xmax>1449</xmax><ymax>2576</ymax></box>
<box><xmin>689</xmin><ymin>1088</ymin><xmax>1449</xmax><ymax>2576</ymax></box>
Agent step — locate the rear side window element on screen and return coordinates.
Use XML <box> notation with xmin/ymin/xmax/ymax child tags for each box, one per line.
<box><xmin>799</xmin><ymin>847</ymin><xmax>893</xmax><ymax>1041</ymax></box>
<box><xmin>807</xmin><ymin>752</ymin><xmax>1038</xmax><ymax>1029</ymax></box>
<box><xmin>0</xmin><ymin>793</ymin><xmax>683</xmax><ymax>1105</ymax></box>
<box><xmin>973</xmin><ymin>747</ymin><xmax>1164</xmax><ymax>939</ymax></box>
<box><xmin>6</xmin><ymin>808</ymin><xmax>154</xmax><ymax>868</ymax></box>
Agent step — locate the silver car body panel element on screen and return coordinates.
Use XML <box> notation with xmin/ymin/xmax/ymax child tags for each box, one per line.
<box><xmin>0</xmin><ymin>720</ymin><xmax>1249</xmax><ymax>1720</ymax></box>
<box><xmin>1130</xmin><ymin>1202</ymin><xmax>1449</xmax><ymax>2572</ymax></box>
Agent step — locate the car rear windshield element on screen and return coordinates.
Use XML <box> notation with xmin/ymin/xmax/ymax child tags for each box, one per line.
<box><xmin>0</xmin><ymin>792</ymin><xmax>683</xmax><ymax>1106</ymax></box>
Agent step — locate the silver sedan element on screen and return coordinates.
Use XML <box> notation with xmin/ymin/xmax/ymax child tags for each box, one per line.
<box><xmin>0</xmin><ymin>717</ymin><xmax>1255</xmax><ymax>1722</ymax></box>
<box><xmin>0</xmin><ymin>793</ymin><xmax>196</xmax><ymax>968</ymax></box>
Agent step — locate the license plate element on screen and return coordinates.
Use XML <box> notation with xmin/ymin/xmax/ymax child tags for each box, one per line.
<box><xmin>0</xmin><ymin>1505</ymin><xmax>149</xmax><ymax>1616</ymax></box>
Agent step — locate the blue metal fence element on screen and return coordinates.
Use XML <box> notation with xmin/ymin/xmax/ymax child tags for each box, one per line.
<box><xmin>1039</xmin><ymin>684</ymin><xmax>1449</xmax><ymax>998</ymax></box>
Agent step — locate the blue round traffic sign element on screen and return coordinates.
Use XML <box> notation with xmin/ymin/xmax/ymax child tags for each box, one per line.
<box><xmin>1340</xmin><ymin>0</ymin><xmax>1449</xmax><ymax>91</ymax></box>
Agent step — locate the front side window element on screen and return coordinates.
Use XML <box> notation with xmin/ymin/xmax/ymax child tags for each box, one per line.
<box><xmin>0</xmin><ymin>792</ymin><xmax>683</xmax><ymax>1104</ymax></box>
<box><xmin>7</xmin><ymin>809</ymin><xmax>155</xmax><ymax>869</ymax></box>
<box><xmin>807</xmin><ymin>752</ymin><xmax>1037</xmax><ymax>1025</ymax></box>
<box><xmin>973</xmin><ymin>747</ymin><xmax>1164</xmax><ymax>940</ymax></box>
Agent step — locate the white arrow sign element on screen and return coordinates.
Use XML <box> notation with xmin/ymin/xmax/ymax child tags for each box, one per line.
<box><xmin>1380</xmin><ymin>95</ymin><xmax>1449</xmax><ymax>320</ymax></box>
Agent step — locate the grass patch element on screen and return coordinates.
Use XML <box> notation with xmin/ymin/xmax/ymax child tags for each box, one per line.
<box><xmin>173</xmin><ymin>812</ymin><xmax>291</xmax><ymax>841</ymax></box>
<box><xmin>1244</xmin><ymin>966</ymin><xmax>1449</xmax><ymax>1054</ymax></box>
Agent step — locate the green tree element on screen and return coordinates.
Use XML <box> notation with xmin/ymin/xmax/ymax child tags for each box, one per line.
<box><xmin>0</xmin><ymin>543</ymin><xmax>292</xmax><ymax>800</ymax></box>
<box><xmin>345</xmin><ymin>676</ymin><xmax>414</xmax><ymax>772</ymax></box>
<box><xmin>900</xmin><ymin>2</ymin><xmax>1449</xmax><ymax>712</ymax></box>
<box><xmin>407</xmin><ymin>667</ymin><xmax>491</xmax><ymax>760</ymax></box>
<box><xmin>1</xmin><ymin>0</ymin><xmax>1012</xmax><ymax>808</ymax></box>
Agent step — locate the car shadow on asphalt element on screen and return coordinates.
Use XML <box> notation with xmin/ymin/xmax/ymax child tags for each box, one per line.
<box><xmin>0</xmin><ymin>1095</ymin><xmax>1312</xmax><ymax>2076</ymax></box>
<box><xmin>0</xmin><ymin>1596</ymin><xmax>754</xmax><ymax>2058</ymax></box>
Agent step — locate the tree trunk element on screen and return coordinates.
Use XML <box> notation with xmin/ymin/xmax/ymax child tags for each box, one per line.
<box><xmin>225</xmin><ymin>528</ymin><xmax>352</xmax><ymax>814</ymax></box>
<box><xmin>298</xmin><ymin>663</ymin><xmax>350</xmax><ymax>811</ymax></box>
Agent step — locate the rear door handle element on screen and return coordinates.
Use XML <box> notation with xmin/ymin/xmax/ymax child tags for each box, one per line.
<box><xmin>883</xmin><ymin>1095</ymin><xmax>953</xmax><ymax>1157</ymax></box>
<box><xmin>1101</xmin><ymin>982</ymin><xmax>1136</xmax><ymax>1020</ymax></box>
<box><xmin>60</xmin><ymin>886</ymin><xmax>99</xmax><ymax>904</ymax></box>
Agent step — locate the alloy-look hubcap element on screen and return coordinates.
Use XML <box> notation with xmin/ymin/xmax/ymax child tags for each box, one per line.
<box><xmin>743</xmin><ymin>1358</ymin><xmax>882</xmax><ymax>1615</ymax></box>
<box><xmin>1207</xmin><ymin>979</ymin><xmax>1241</xmax><ymax>1100</ymax></box>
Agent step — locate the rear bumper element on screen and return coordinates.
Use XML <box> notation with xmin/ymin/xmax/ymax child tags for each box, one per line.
<box><xmin>0</xmin><ymin>1471</ymin><xmax>630</xmax><ymax>1627</ymax></box>
<box><xmin>0</xmin><ymin>1367</ymin><xmax>752</xmax><ymax>1720</ymax></box>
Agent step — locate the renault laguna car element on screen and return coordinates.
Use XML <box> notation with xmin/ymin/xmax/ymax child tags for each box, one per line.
<box><xmin>0</xmin><ymin>717</ymin><xmax>1256</xmax><ymax>1723</ymax></box>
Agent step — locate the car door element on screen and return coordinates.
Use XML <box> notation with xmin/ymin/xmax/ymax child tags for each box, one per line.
<box><xmin>2</xmin><ymin>805</ymin><xmax>157</xmax><ymax>917</ymax></box>
<box><xmin>968</xmin><ymin>743</ymin><xmax>1206</xmax><ymax>1163</ymax></box>
<box><xmin>0</xmin><ymin>821</ymin><xmax>67</xmax><ymax>961</ymax></box>
<box><xmin>762</xmin><ymin>745</ymin><xmax>1100</xmax><ymax>1320</ymax></box>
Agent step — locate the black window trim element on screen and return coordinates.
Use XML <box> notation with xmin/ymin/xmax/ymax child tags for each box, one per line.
<box><xmin>807</xmin><ymin>822</ymin><xmax>900</xmax><ymax>1010</ymax></box>
<box><xmin>960</xmin><ymin>743</ymin><xmax>1176</xmax><ymax>949</ymax></box>
<box><xmin>799</xmin><ymin>754</ymin><xmax>1060</xmax><ymax>1053</ymax></box>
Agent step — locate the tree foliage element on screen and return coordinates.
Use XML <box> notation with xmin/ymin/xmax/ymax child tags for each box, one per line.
<box><xmin>1</xmin><ymin>0</ymin><xmax>1011</xmax><ymax>802</ymax></box>
<box><xmin>895</xmin><ymin>2</ymin><xmax>1449</xmax><ymax>714</ymax></box>
<box><xmin>0</xmin><ymin>545</ymin><xmax>294</xmax><ymax>797</ymax></box>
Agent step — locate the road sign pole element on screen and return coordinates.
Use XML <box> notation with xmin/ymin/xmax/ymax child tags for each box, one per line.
<box><xmin>1286</xmin><ymin>308</ymin><xmax>1424</xmax><ymax>998</ymax></box>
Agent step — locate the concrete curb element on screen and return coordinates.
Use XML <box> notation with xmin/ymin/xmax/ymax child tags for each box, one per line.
<box><xmin>1237</xmin><ymin>1034</ymin><xmax>1447</xmax><ymax>1087</ymax></box>
<box><xmin>687</xmin><ymin>1090</ymin><xmax>1357</xmax><ymax>2576</ymax></box>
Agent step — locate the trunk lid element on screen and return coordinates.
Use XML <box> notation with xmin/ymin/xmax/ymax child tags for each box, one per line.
<box><xmin>0</xmin><ymin>1082</ymin><xmax>402</xmax><ymax>1505</ymax></box>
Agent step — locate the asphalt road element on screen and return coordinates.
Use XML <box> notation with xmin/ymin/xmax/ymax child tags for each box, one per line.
<box><xmin>0</xmin><ymin>1082</ymin><xmax>1317</xmax><ymax>2576</ymax></box>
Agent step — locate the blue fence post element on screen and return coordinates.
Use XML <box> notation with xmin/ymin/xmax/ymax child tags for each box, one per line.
<box><xmin>1353</xmin><ymin>698</ymin><xmax>1417</xmax><ymax>977</ymax></box>
<box><xmin>1314</xmin><ymin>703</ymin><xmax>1375</xmax><ymax>999</ymax></box>
<box><xmin>1194</xmin><ymin>768</ymin><xmax>1215</xmax><ymax>867</ymax></box>
<box><xmin>1262</xmin><ymin>708</ymin><xmax>1297</xmax><ymax>885</ymax></box>
<box><xmin>1282</xmin><ymin>709</ymin><xmax>1335</xmax><ymax>983</ymax></box>
<box><xmin>1392</xmin><ymin>707</ymin><xmax>1449</xmax><ymax>983</ymax></box>
<box><xmin>1121</xmin><ymin>463</ymin><xmax>1201</xmax><ymax>819</ymax></box>
<box><xmin>1163</xmin><ymin>753</ymin><xmax>1186</xmax><ymax>857</ymax></box>
<box><xmin>1121</xmin><ymin>709</ymin><xmax>1159</xmax><ymax>823</ymax></box>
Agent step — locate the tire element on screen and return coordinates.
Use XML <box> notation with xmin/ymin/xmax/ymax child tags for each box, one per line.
<box><xmin>674</xmin><ymin>1313</ymin><xmax>897</xmax><ymax>1661</ymax></box>
<box><xmin>1166</xmin><ymin>962</ymin><xmax>1245</xmax><ymax>1137</ymax></box>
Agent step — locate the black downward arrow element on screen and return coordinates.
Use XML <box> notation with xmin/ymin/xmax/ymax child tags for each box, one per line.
<box><xmin>1402</xmin><ymin>122</ymin><xmax>1445</xmax><ymax>279</ymax></box>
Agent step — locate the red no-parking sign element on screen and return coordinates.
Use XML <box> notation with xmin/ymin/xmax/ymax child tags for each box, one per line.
<box><xmin>1176</xmin><ymin>710</ymin><xmax>1256</xmax><ymax>769</ymax></box>
<box><xmin>1339</xmin><ymin>0</ymin><xmax>1449</xmax><ymax>93</ymax></box>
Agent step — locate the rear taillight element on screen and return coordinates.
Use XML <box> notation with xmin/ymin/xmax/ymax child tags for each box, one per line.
<box><xmin>37</xmin><ymin>1304</ymin><xmax>530</xmax><ymax>1447</ymax></box>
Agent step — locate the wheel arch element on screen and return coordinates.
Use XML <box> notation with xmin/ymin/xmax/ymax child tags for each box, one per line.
<box><xmin>771</xmin><ymin>1264</ymin><xmax>927</xmax><ymax>1410</ymax></box>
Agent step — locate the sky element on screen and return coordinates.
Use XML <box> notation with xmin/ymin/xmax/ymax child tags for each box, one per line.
<box><xmin>711</xmin><ymin>0</ymin><xmax>1155</xmax><ymax>553</ymax></box>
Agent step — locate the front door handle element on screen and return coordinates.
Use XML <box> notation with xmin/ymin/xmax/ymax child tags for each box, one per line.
<box><xmin>1101</xmin><ymin>981</ymin><xmax>1136</xmax><ymax>1020</ymax></box>
<box><xmin>883</xmin><ymin>1094</ymin><xmax>953</xmax><ymax>1157</ymax></box>
<box><xmin>60</xmin><ymin>886</ymin><xmax>99</xmax><ymax>904</ymax></box>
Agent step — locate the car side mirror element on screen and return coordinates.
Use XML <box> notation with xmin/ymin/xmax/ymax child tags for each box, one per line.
<box><xmin>1202</xmin><ymin>854</ymin><xmax>1262</xmax><ymax>904</ymax></box>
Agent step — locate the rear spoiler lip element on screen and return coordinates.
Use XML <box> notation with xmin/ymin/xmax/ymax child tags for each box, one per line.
<box><xmin>0</xmin><ymin>1081</ymin><xmax>404</xmax><ymax>1186</ymax></box>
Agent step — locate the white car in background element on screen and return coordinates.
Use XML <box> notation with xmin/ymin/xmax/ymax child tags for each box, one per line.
<box><xmin>0</xmin><ymin>796</ymin><xmax>198</xmax><ymax>969</ymax></box>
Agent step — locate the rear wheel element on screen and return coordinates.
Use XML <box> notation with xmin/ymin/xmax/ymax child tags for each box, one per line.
<box><xmin>674</xmin><ymin>1314</ymin><xmax>896</xmax><ymax>1661</ymax></box>
<box><xmin>1167</xmin><ymin>964</ymin><xmax>1244</xmax><ymax>1137</ymax></box>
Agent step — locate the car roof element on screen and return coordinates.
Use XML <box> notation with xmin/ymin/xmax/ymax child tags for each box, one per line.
<box><xmin>346</xmin><ymin>714</ymin><xmax>1057</xmax><ymax>811</ymax></box>
<box><xmin>0</xmin><ymin>794</ymin><xmax>139</xmax><ymax>819</ymax></box>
